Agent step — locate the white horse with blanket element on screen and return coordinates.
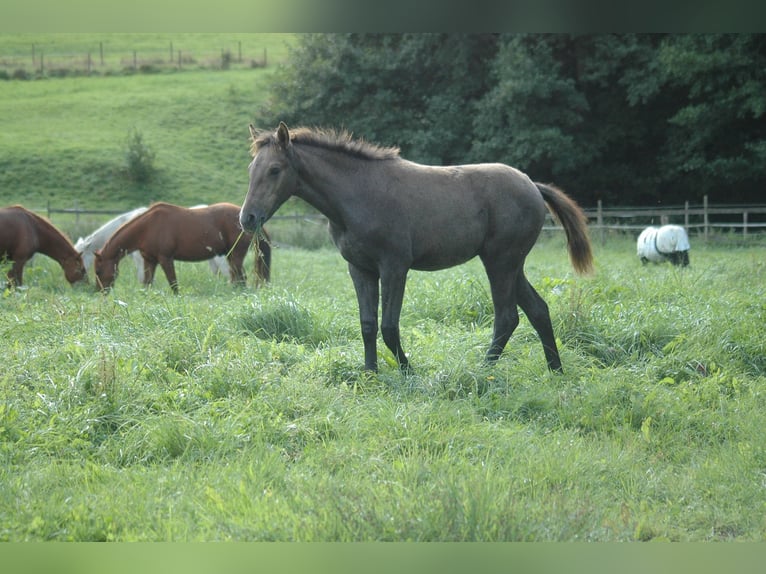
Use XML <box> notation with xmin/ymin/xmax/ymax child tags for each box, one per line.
<box><xmin>76</xmin><ymin>205</ymin><xmax>229</xmax><ymax>282</ymax></box>
<box><xmin>637</xmin><ymin>224</ymin><xmax>690</xmax><ymax>266</ymax></box>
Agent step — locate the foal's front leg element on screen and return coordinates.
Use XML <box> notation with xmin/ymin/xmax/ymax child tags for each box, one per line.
<box><xmin>348</xmin><ymin>263</ymin><xmax>379</xmax><ymax>371</ymax></box>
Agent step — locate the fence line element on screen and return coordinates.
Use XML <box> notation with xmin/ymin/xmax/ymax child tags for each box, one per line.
<box><xmin>42</xmin><ymin>195</ymin><xmax>766</xmax><ymax>243</ymax></box>
<box><xmin>583</xmin><ymin>196</ymin><xmax>766</xmax><ymax>243</ymax></box>
<box><xmin>2</xmin><ymin>41</ymin><xmax>269</xmax><ymax>77</ymax></box>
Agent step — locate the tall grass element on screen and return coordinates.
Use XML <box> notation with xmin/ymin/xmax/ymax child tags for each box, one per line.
<box><xmin>1</xmin><ymin>237</ymin><xmax>764</xmax><ymax>540</ymax></box>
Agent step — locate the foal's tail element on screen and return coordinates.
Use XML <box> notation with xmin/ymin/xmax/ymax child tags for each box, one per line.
<box><xmin>535</xmin><ymin>182</ymin><xmax>594</xmax><ymax>275</ymax></box>
<box><xmin>252</xmin><ymin>228</ymin><xmax>272</xmax><ymax>285</ymax></box>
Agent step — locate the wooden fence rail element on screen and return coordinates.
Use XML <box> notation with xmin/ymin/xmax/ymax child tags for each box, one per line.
<box><xmin>42</xmin><ymin>195</ymin><xmax>766</xmax><ymax>244</ymax></box>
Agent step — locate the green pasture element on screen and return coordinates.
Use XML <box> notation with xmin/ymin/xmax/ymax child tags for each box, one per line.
<box><xmin>1</xmin><ymin>235</ymin><xmax>765</xmax><ymax>541</ymax></box>
<box><xmin>0</xmin><ymin>33</ymin><xmax>296</xmax><ymax>212</ymax></box>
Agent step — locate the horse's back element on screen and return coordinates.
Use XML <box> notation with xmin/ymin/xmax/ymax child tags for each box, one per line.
<box><xmin>637</xmin><ymin>227</ymin><xmax>658</xmax><ymax>256</ymax></box>
<box><xmin>76</xmin><ymin>206</ymin><xmax>148</xmax><ymax>254</ymax></box>
<box><xmin>0</xmin><ymin>206</ymin><xmax>36</xmax><ymax>256</ymax></box>
<box><xmin>394</xmin><ymin>160</ymin><xmax>545</xmax><ymax>222</ymax></box>
<box><xmin>656</xmin><ymin>225</ymin><xmax>690</xmax><ymax>252</ymax></box>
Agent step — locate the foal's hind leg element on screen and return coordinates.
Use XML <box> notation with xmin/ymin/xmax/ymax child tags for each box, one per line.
<box><xmin>516</xmin><ymin>273</ymin><xmax>562</xmax><ymax>372</ymax></box>
<box><xmin>481</xmin><ymin>257</ymin><xmax>521</xmax><ymax>363</ymax></box>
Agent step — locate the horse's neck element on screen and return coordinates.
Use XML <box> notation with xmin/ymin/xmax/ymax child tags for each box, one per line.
<box><xmin>30</xmin><ymin>213</ymin><xmax>75</xmax><ymax>262</ymax></box>
<box><xmin>292</xmin><ymin>147</ymin><xmax>366</xmax><ymax>225</ymax></box>
<box><xmin>102</xmin><ymin>221</ymin><xmax>141</xmax><ymax>259</ymax></box>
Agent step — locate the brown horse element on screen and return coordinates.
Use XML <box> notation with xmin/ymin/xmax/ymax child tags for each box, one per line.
<box><xmin>240</xmin><ymin>123</ymin><xmax>593</xmax><ymax>372</ymax></box>
<box><xmin>0</xmin><ymin>205</ymin><xmax>88</xmax><ymax>288</ymax></box>
<box><xmin>94</xmin><ymin>202</ymin><xmax>271</xmax><ymax>293</ymax></box>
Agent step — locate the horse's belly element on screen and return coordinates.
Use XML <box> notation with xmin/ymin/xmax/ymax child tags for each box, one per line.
<box><xmin>411</xmin><ymin>243</ymin><xmax>478</xmax><ymax>271</ymax></box>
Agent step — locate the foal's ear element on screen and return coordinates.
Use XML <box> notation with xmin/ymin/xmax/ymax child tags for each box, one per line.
<box><xmin>277</xmin><ymin>122</ymin><xmax>290</xmax><ymax>149</ymax></box>
<box><xmin>248</xmin><ymin>124</ymin><xmax>257</xmax><ymax>141</ymax></box>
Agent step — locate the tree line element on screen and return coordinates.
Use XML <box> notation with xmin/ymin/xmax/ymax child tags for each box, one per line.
<box><xmin>254</xmin><ymin>34</ymin><xmax>766</xmax><ymax>207</ymax></box>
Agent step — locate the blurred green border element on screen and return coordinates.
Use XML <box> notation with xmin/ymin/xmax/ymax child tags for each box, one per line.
<box><xmin>2</xmin><ymin>543</ymin><xmax>766</xmax><ymax>574</ymax></box>
<box><xmin>1</xmin><ymin>0</ymin><xmax>761</xmax><ymax>33</ymax></box>
<box><xmin>3</xmin><ymin>3</ymin><xmax>763</xmax><ymax>573</ymax></box>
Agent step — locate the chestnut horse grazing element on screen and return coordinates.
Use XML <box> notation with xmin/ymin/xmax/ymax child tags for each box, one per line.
<box><xmin>76</xmin><ymin>206</ymin><xmax>231</xmax><ymax>281</ymax></box>
<box><xmin>0</xmin><ymin>205</ymin><xmax>88</xmax><ymax>287</ymax></box>
<box><xmin>94</xmin><ymin>202</ymin><xmax>271</xmax><ymax>293</ymax></box>
<box><xmin>240</xmin><ymin>123</ymin><xmax>593</xmax><ymax>372</ymax></box>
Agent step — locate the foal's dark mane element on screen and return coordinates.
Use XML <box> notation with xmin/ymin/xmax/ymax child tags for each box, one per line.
<box><xmin>251</xmin><ymin>126</ymin><xmax>400</xmax><ymax>161</ymax></box>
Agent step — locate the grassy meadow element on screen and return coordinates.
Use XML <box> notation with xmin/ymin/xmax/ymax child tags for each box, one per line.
<box><xmin>1</xmin><ymin>34</ymin><xmax>765</xmax><ymax>541</ymax></box>
<box><xmin>0</xmin><ymin>33</ymin><xmax>296</xmax><ymax>212</ymax></box>
<box><xmin>1</xmin><ymin>234</ymin><xmax>765</xmax><ymax>541</ymax></box>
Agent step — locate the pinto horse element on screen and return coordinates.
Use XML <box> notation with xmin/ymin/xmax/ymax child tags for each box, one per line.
<box><xmin>240</xmin><ymin>123</ymin><xmax>593</xmax><ymax>372</ymax></box>
<box><xmin>0</xmin><ymin>205</ymin><xmax>88</xmax><ymax>287</ymax></box>
<box><xmin>94</xmin><ymin>202</ymin><xmax>270</xmax><ymax>293</ymax></box>
<box><xmin>76</xmin><ymin>206</ymin><xmax>231</xmax><ymax>281</ymax></box>
<box><xmin>76</xmin><ymin>206</ymin><xmax>148</xmax><ymax>281</ymax></box>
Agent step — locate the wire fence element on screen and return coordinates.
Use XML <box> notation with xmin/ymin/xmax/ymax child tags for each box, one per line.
<box><xmin>0</xmin><ymin>40</ymin><xmax>270</xmax><ymax>78</ymax></box>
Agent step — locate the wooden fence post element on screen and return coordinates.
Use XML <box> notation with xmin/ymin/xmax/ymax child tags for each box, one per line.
<box><xmin>743</xmin><ymin>211</ymin><xmax>748</xmax><ymax>239</ymax></box>
<box><xmin>703</xmin><ymin>195</ymin><xmax>709</xmax><ymax>242</ymax></box>
<box><xmin>597</xmin><ymin>199</ymin><xmax>604</xmax><ymax>246</ymax></box>
<box><xmin>684</xmin><ymin>200</ymin><xmax>689</xmax><ymax>229</ymax></box>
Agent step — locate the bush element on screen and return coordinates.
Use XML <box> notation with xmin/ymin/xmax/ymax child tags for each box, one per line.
<box><xmin>124</xmin><ymin>128</ymin><xmax>156</xmax><ymax>184</ymax></box>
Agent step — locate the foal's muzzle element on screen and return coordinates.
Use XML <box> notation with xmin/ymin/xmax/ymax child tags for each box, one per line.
<box><xmin>239</xmin><ymin>210</ymin><xmax>264</xmax><ymax>234</ymax></box>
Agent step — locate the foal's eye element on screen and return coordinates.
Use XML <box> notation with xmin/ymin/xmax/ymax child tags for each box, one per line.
<box><xmin>268</xmin><ymin>165</ymin><xmax>281</xmax><ymax>176</ymax></box>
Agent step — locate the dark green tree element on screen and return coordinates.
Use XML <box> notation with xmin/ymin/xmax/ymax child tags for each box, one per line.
<box><xmin>652</xmin><ymin>34</ymin><xmax>766</xmax><ymax>203</ymax></box>
<box><xmin>255</xmin><ymin>33</ymin><xmax>766</xmax><ymax>206</ymax></box>
<box><xmin>255</xmin><ymin>33</ymin><xmax>497</xmax><ymax>165</ymax></box>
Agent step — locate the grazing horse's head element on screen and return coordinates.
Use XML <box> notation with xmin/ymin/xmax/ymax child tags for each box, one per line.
<box><xmin>93</xmin><ymin>251</ymin><xmax>117</xmax><ymax>291</ymax></box>
<box><xmin>63</xmin><ymin>253</ymin><xmax>88</xmax><ymax>285</ymax></box>
<box><xmin>240</xmin><ymin>122</ymin><xmax>298</xmax><ymax>233</ymax></box>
